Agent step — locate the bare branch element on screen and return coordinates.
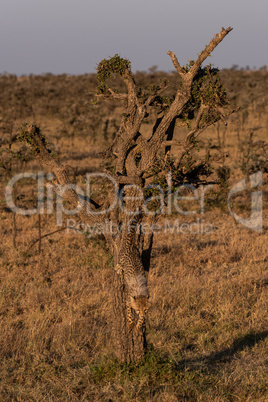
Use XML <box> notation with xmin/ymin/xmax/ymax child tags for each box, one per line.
<box><xmin>184</xmin><ymin>103</ymin><xmax>207</xmax><ymax>143</ymax></box>
<box><xmin>188</xmin><ymin>27</ymin><xmax>233</xmax><ymax>79</ymax></box>
<box><xmin>108</xmin><ymin>88</ymin><xmax>128</xmax><ymax>100</ymax></box>
<box><xmin>142</xmin><ymin>86</ymin><xmax>191</xmax><ymax>170</ymax></box>
<box><xmin>144</xmin><ymin>170</ymin><xmax>167</xmax><ymax>186</ymax></box>
<box><xmin>167</xmin><ymin>51</ymin><xmax>186</xmax><ymax>76</ymax></box>
<box><xmin>28</xmin><ymin>226</ymin><xmax>68</xmax><ymax>250</ymax></box>
<box><xmin>18</xmin><ymin>124</ymin><xmax>106</xmax><ymax>225</ymax></box>
<box><xmin>140</xmin><ymin>27</ymin><xmax>233</xmax><ymax>173</ymax></box>
<box><xmin>174</xmin><ymin>106</ymin><xmax>238</xmax><ymax>169</ymax></box>
<box><xmin>96</xmin><ymin>89</ymin><xmax>128</xmax><ymax>100</ymax></box>
<box><xmin>104</xmin><ymin>170</ymin><xmax>144</xmax><ymax>186</ymax></box>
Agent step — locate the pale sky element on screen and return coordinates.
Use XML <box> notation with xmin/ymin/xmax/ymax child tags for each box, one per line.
<box><xmin>1</xmin><ymin>0</ymin><xmax>267</xmax><ymax>75</ymax></box>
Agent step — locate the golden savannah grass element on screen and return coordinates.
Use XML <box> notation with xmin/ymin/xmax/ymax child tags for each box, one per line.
<box><xmin>0</xmin><ymin>66</ymin><xmax>267</xmax><ymax>400</ymax></box>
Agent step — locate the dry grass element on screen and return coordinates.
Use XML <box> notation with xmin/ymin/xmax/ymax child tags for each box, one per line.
<box><xmin>0</xmin><ymin>71</ymin><xmax>268</xmax><ymax>401</ymax></box>
<box><xmin>0</xmin><ymin>210</ymin><xmax>267</xmax><ymax>400</ymax></box>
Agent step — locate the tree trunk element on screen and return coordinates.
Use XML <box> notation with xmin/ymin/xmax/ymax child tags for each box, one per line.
<box><xmin>112</xmin><ymin>269</ymin><xmax>147</xmax><ymax>362</ymax></box>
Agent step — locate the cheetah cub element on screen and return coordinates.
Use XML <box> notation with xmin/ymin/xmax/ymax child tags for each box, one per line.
<box><xmin>126</xmin><ymin>295</ymin><xmax>149</xmax><ymax>333</ymax></box>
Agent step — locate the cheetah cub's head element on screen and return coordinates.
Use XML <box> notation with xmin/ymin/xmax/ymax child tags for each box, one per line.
<box><xmin>130</xmin><ymin>295</ymin><xmax>149</xmax><ymax>316</ymax></box>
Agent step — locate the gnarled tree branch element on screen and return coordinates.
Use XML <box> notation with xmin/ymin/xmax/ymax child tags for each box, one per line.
<box><xmin>167</xmin><ymin>51</ymin><xmax>186</xmax><ymax>77</ymax></box>
<box><xmin>188</xmin><ymin>27</ymin><xmax>233</xmax><ymax>79</ymax></box>
<box><xmin>18</xmin><ymin>124</ymin><xmax>106</xmax><ymax>227</ymax></box>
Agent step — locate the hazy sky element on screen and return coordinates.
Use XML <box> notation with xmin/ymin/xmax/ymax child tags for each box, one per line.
<box><xmin>1</xmin><ymin>0</ymin><xmax>267</xmax><ymax>75</ymax></box>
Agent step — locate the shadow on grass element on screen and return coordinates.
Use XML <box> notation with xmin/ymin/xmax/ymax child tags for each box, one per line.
<box><xmin>176</xmin><ymin>330</ymin><xmax>268</xmax><ymax>370</ymax></box>
<box><xmin>90</xmin><ymin>331</ymin><xmax>268</xmax><ymax>386</ymax></box>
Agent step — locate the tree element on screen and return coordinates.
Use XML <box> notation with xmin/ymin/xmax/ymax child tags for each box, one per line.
<box><xmin>18</xmin><ymin>27</ymin><xmax>234</xmax><ymax>362</ymax></box>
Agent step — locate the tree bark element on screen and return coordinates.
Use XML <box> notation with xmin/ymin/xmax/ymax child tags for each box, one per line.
<box><xmin>112</xmin><ymin>269</ymin><xmax>147</xmax><ymax>362</ymax></box>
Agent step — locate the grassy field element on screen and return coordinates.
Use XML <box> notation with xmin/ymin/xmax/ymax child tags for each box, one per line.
<box><xmin>0</xmin><ymin>69</ymin><xmax>267</xmax><ymax>401</ymax></box>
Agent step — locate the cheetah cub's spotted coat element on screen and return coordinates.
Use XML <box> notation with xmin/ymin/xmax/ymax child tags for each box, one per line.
<box><xmin>116</xmin><ymin>218</ymin><xmax>149</xmax><ymax>333</ymax></box>
<box><xmin>126</xmin><ymin>295</ymin><xmax>149</xmax><ymax>333</ymax></box>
